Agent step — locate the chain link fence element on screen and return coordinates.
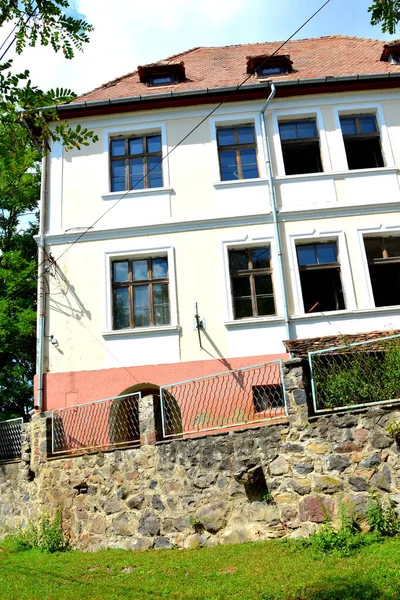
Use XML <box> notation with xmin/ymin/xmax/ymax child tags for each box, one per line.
<box><xmin>160</xmin><ymin>361</ymin><xmax>286</xmax><ymax>438</ymax></box>
<box><xmin>0</xmin><ymin>418</ymin><xmax>23</xmax><ymax>462</ymax></box>
<box><xmin>52</xmin><ymin>392</ymin><xmax>141</xmax><ymax>455</ymax></box>
<box><xmin>309</xmin><ymin>334</ymin><xmax>400</xmax><ymax>413</ymax></box>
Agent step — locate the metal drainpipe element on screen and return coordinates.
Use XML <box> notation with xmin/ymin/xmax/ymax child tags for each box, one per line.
<box><xmin>36</xmin><ymin>153</ymin><xmax>48</xmax><ymax>411</ymax></box>
<box><xmin>259</xmin><ymin>84</ymin><xmax>291</xmax><ymax>345</ymax></box>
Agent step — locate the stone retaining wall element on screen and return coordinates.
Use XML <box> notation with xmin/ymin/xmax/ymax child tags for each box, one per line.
<box><xmin>1</xmin><ymin>360</ymin><xmax>400</xmax><ymax>551</ymax></box>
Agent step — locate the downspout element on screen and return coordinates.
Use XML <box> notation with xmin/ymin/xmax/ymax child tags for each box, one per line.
<box><xmin>259</xmin><ymin>84</ymin><xmax>291</xmax><ymax>345</ymax></box>
<box><xmin>36</xmin><ymin>153</ymin><xmax>48</xmax><ymax>411</ymax></box>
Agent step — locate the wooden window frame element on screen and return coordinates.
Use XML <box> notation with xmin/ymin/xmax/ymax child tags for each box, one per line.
<box><xmin>228</xmin><ymin>246</ymin><xmax>275</xmax><ymax>319</ymax></box>
<box><xmin>340</xmin><ymin>115</ymin><xmax>381</xmax><ymax>141</ymax></box>
<box><xmin>217</xmin><ymin>125</ymin><xmax>259</xmax><ymax>181</ymax></box>
<box><xmin>112</xmin><ymin>257</ymin><xmax>169</xmax><ymax>329</ymax></box>
<box><xmin>110</xmin><ymin>133</ymin><xmax>162</xmax><ymax>192</ymax></box>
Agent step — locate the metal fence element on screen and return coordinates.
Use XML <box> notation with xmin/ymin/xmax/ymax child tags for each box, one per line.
<box><xmin>0</xmin><ymin>418</ymin><xmax>23</xmax><ymax>462</ymax></box>
<box><xmin>52</xmin><ymin>392</ymin><xmax>141</xmax><ymax>455</ymax></box>
<box><xmin>309</xmin><ymin>334</ymin><xmax>400</xmax><ymax>413</ymax></box>
<box><xmin>160</xmin><ymin>361</ymin><xmax>286</xmax><ymax>438</ymax></box>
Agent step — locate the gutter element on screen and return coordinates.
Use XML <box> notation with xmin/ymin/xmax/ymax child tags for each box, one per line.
<box><xmin>259</xmin><ymin>84</ymin><xmax>291</xmax><ymax>346</ymax></box>
<box><xmin>36</xmin><ymin>153</ymin><xmax>48</xmax><ymax>412</ymax></box>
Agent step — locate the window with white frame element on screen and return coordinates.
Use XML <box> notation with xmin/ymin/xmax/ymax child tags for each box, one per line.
<box><xmin>278</xmin><ymin>119</ymin><xmax>323</xmax><ymax>175</ymax></box>
<box><xmin>340</xmin><ymin>115</ymin><xmax>384</xmax><ymax>170</ymax></box>
<box><xmin>216</xmin><ymin>124</ymin><xmax>259</xmax><ymax>181</ymax></box>
<box><xmin>110</xmin><ymin>133</ymin><xmax>163</xmax><ymax>192</ymax></box>
<box><xmin>364</xmin><ymin>236</ymin><xmax>400</xmax><ymax>307</ymax></box>
<box><xmin>228</xmin><ymin>246</ymin><xmax>275</xmax><ymax>319</ymax></box>
<box><xmin>296</xmin><ymin>241</ymin><xmax>345</xmax><ymax>313</ymax></box>
<box><xmin>112</xmin><ymin>256</ymin><xmax>169</xmax><ymax>329</ymax></box>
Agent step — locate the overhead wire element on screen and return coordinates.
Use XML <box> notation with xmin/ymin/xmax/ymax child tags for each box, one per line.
<box><xmin>53</xmin><ymin>0</ymin><xmax>332</xmax><ymax>263</ymax></box>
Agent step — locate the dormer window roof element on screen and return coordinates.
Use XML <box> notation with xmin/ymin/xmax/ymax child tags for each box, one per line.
<box><xmin>380</xmin><ymin>40</ymin><xmax>400</xmax><ymax>63</ymax></box>
<box><xmin>246</xmin><ymin>54</ymin><xmax>293</xmax><ymax>77</ymax></box>
<box><xmin>137</xmin><ymin>61</ymin><xmax>186</xmax><ymax>87</ymax></box>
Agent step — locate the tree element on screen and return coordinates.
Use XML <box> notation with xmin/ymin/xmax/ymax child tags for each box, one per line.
<box><xmin>0</xmin><ymin>1</ymin><xmax>96</xmax><ymax>417</ymax></box>
<box><xmin>369</xmin><ymin>0</ymin><xmax>400</xmax><ymax>34</ymax></box>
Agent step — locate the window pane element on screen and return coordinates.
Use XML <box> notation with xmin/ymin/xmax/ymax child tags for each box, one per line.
<box><xmin>234</xmin><ymin>298</ymin><xmax>253</xmax><ymax>318</ymax></box>
<box><xmin>133</xmin><ymin>259</ymin><xmax>148</xmax><ymax>281</ymax></box>
<box><xmin>113</xmin><ymin>288</ymin><xmax>129</xmax><ymax>329</ymax></box>
<box><xmin>152</xmin><ymin>257</ymin><xmax>168</xmax><ymax>278</ymax></box>
<box><xmin>134</xmin><ymin>286</ymin><xmax>149</xmax><ymax>326</ymax></box>
<box><xmin>219</xmin><ymin>149</ymin><xmax>238</xmax><ymax>180</ymax></box>
<box><xmin>229</xmin><ymin>250</ymin><xmax>248</xmax><ymax>272</ymax></box>
<box><xmin>297</xmin><ymin>245</ymin><xmax>317</xmax><ymax>266</ymax></box>
<box><xmin>259</xmin><ymin>66</ymin><xmax>282</xmax><ymax>75</ymax></box>
<box><xmin>148</xmin><ymin>155</ymin><xmax>163</xmax><ymax>188</ymax></box>
<box><xmin>129</xmin><ymin>158</ymin><xmax>145</xmax><ymax>190</ymax></box>
<box><xmin>385</xmin><ymin>237</ymin><xmax>400</xmax><ymax>258</ymax></box>
<box><xmin>113</xmin><ymin>261</ymin><xmax>129</xmax><ymax>282</ymax></box>
<box><xmin>217</xmin><ymin>128</ymin><xmax>235</xmax><ymax>146</ymax></box>
<box><xmin>257</xmin><ymin>296</ymin><xmax>276</xmax><ymax>316</ymax></box>
<box><xmin>359</xmin><ymin>116</ymin><xmax>377</xmax><ymax>134</ymax></box>
<box><xmin>111</xmin><ymin>139</ymin><xmax>125</xmax><ymax>157</ymax></box>
<box><xmin>297</xmin><ymin>121</ymin><xmax>317</xmax><ymax>138</ymax></box>
<box><xmin>316</xmin><ymin>243</ymin><xmax>338</xmax><ymax>264</ymax></box>
<box><xmin>153</xmin><ymin>283</ymin><xmax>169</xmax><ymax>325</ymax></box>
<box><xmin>237</xmin><ymin>126</ymin><xmax>255</xmax><ymax>144</ymax></box>
<box><xmin>151</xmin><ymin>77</ymin><xmax>173</xmax><ymax>85</ymax></box>
<box><xmin>111</xmin><ymin>160</ymin><xmax>125</xmax><ymax>192</ymax></box>
<box><xmin>364</xmin><ymin>237</ymin><xmax>384</xmax><ymax>260</ymax></box>
<box><xmin>129</xmin><ymin>138</ymin><xmax>143</xmax><ymax>155</ymax></box>
<box><xmin>255</xmin><ymin>275</ymin><xmax>273</xmax><ymax>295</ymax></box>
<box><xmin>340</xmin><ymin>117</ymin><xmax>357</xmax><ymax>135</ymax></box>
<box><xmin>239</xmin><ymin>148</ymin><xmax>258</xmax><ymax>179</ymax></box>
<box><xmin>279</xmin><ymin>122</ymin><xmax>297</xmax><ymax>140</ymax></box>
<box><xmin>251</xmin><ymin>248</ymin><xmax>270</xmax><ymax>269</ymax></box>
<box><xmin>232</xmin><ymin>276</ymin><xmax>251</xmax><ymax>297</ymax></box>
<box><xmin>147</xmin><ymin>135</ymin><xmax>162</xmax><ymax>153</ymax></box>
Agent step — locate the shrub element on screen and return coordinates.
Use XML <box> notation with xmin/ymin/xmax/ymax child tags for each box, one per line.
<box><xmin>7</xmin><ymin>509</ymin><xmax>68</xmax><ymax>553</ymax></box>
<box><xmin>367</xmin><ymin>492</ymin><xmax>400</xmax><ymax>537</ymax></box>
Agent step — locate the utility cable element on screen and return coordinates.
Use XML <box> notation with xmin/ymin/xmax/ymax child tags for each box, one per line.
<box><xmin>54</xmin><ymin>0</ymin><xmax>332</xmax><ymax>263</ymax></box>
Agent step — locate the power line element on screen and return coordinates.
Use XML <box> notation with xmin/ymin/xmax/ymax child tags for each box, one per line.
<box><xmin>54</xmin><ymin>0</ymin><xmax>332</xmax><ymax>263</ymax></box>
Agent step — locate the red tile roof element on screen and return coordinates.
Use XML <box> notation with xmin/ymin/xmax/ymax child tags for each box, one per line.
<box><xmin>74</xmin><ymin>35</ymin><xmax>400</xmax><ymax>104</ymax></box>
<box><xmin>284</xmin><ymin>330</ymin><xmax>400</xmax><ymax>357</ymax></box>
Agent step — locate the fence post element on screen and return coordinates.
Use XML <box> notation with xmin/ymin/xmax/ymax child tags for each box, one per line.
<box><xmin>30</xmin><ymin>412</ymin><xmax>51</xmax><ymax>469</ymax></box>
<box><xmin>283</xmin><ymin>358</ymin><xmax>310</xmax><ymax>427</ymax></box>
<box><xmin>139</xmin><ymin>395</ymin><xmax>158</xmax><ymax>446</ymax></box>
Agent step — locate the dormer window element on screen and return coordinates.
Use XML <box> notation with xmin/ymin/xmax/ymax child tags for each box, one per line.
<box><xmin>138</xmin><ymin>62</ymin><xmax>186</xmax><ymax>87</ymax></box>
<box><xmin>380</xmin><ymin>40</ymin><xmax>400</xmax><ymax>64</ymax></box>
<box><xmin>247</xmin><ymin>54</ymin><xmax>292</xmax><ymax>78</ymax></box>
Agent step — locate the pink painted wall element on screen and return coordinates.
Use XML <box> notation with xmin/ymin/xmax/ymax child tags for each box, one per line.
<box><xmin>37</xmin><ymin>353</ymin><xmax>288</xmax><ymax>410</ymax></box>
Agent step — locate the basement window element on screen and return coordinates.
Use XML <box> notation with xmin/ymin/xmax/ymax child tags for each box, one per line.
<box><xmin>252</xmin><ymin>385</ymin><xmax>284</xmax><ymax>412</ymax></box>
<box><xmin>340</xmin><ymin>115</ymin><xmax>384</xmax><ymax>170</ymax></box>
<box><xmin>296</xmin><ymin>241</ymin><xmax>345</xmax><ymax>313</ymax></box>
<box><xmin>364</xmin><ymin>236</ymin><xmax>400</xmax><ymax>307</ymax></box>
<box><xmin>279</xmin><ymin>119</ymin><xmax>323</xmax><ymax>175</ymax></box>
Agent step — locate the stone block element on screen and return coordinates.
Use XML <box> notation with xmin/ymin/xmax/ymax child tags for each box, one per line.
<box><xmin>151</xmin><ymin>495</ymin><xmax>165</xmax><ymax>512</ymax></box>
<box><xmin>294</xmin><ymin>463</ymin><xmax>314</xmax><ymax>475</ymax></box>
<box><xmin>349</xmin><ymin>476</ymin><xmax>370</xmax><ymax>492</ymax></box>
<box><xmin>334</xmin><ymin>442</ymin><xmax>361</xmax><ymax>454</ymax></box>
<box><xmin>138</xmin><ymin>511</ymin><xmax>160</xmax><ymax>536</ymax></box>
<box><xmin>342</xmin><ymin>495</ymin><xmax>368</xmax><ymax>520</ymax></box>
<box><xmin>195</xmin><ymin>501</ymin><xmax>228</xmax><ymax>534</ymax></box>
<box><xmin>359</xmin><ymin>453</ymin><xmax>381</xmax><ymax>468</ymax></box>
<box><xmin>373</xmin><ymin>465</ymin><xmax>392</xmax><ymax>492</ymax></box>
<box><xmin>299</xmin><ymin>496</ymin><xmax>335</xmax><ymax>523</ymax></box>
<box><xmin>314</xmin><ymin>475</ymin><xmax>342</xmax><ymax>494</ymax></box>
<box><xmin>326</xmin><ymin>454</ymin><xmax>350</xmax><ymax>472</ymax></box>
<box><xmin>372</xmin><ymin>433</ymin><xmax>392</xmax><ymax>450</ymax></box>
<box><xmin>154</xmin><ymin>536</ymin><xmax>173</xmax><ymax>550</ymax></box>
<box><xmin>293</xmin><ymin>389</ymin><xmax>307</xmax><ymax>406</ymax></box>
<box><xmin>126</xmin><ymin>495</ymin><xmax>145</xmax><ymax>510</ymax></box>
<box><xmin>292</xmin><ymin>478</ymin><xmax>311</xmax><ymax>495</ymax></box>
<box><xmin>306</xmin><ymin>442</ymin><xmax>331</xmax><ymax>455</ymax></box>
<box><xmin>113</xmin><ymin>513</ymin><xmax>135</xmax><ymax>536</ymax></box>
<box><xmin>269</xmin><ymin>457</ymin><xmax>289</xmax><ymax>476</ymax></box>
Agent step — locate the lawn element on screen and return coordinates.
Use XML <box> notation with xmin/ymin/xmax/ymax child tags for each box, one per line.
<box><xmin>1</xmin><ymin>537</ymin><xmax>400</xmax><ymax>600</ymax></box>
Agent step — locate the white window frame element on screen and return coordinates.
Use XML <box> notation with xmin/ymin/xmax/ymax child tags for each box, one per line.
<box><xmin>103</xmin><ymin>245</ymin><xmax>178</xmax><ymax>335</ymax></box>
<box><xmin>102</xmin><ymin>122</ymin><xmax>170</xmax><ymax>200</ymax></box>
<box><xmin>333</xmin><ymin>103</ymin><xmax>396</xmax><ymax>172</ymax></box>
<box><xmin>271</xmin><ymin>107</ymin><xmax>331</xmax><ymax>177</ymax></box>
<box><xmin>288</xmin><ymin>229</ymin><xmax>356</xmax><ymax>315</ymax></box>
<box><xmin>210</xmin><ymin>113</ymin><xmax>267</xmax><ymax>185</ymax></box>
<box><xmin>221</xmin><ymin>234</ymin><xmax>283</xmax><ymax>324</ymax></box>
<box><xmin>357</xmin><ymin>223</ymin><xmax>400</xmax><ymax>309</ymax></box>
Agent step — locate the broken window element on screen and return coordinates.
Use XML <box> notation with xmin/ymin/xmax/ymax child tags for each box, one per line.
<box><xmin>364</xmin><ymin>236</ymin><xmax>400</xmax><ymax>307</ymax></box>
<box><xmin>340</xmin><ymin>115</ymin><xmax>384</xmax><ymax>170</ymax></box>
<box><xmin>110</xmin><ymin>134</ymin><xmax>163</xmax><ymax>192</ymax></box>
<box><xmin>228</xmin><ymin>247</ymin><xmax>275</xmax><ymax>319</ymax></box>
<box><xmin>296</xmin><ymin>242</ymin><xmax>345</xmax><ymax>313</ymax></box>
<box><xmin>112</xmin><ymin>256</ymin><xmax>169</xmax><ymax>329</ymax></box>
<box><xmin>278</xmin><ymin>119</ymin><xmax>323</xmax><ymax>175</ymax></box>
<box><xmin>217</xmin><ymin>125</ymin><xmax>259</xmax><ymax>181</ymax></box>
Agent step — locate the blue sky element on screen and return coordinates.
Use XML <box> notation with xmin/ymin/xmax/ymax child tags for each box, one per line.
<box><xmin>8</xmin><ymin>0</ymin><xmax>395</xmax><ymax>95</ymax></box>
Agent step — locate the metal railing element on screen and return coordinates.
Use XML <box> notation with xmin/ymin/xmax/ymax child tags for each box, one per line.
<box><xmin>160</xmin><ymin>361</ymin><xmax>287</xmax><ymax>438</ymax></box>
<box><xmin>52</xmin><ymin>392</ymin><xmax>141</xmax><ymax>455</ymax></box>
<box><xmin>309</xmin><ymin>334</ymin><xmax>400</xmax><ymax>413</ymax></box>
<box><xmin>0</xmin><ymin>418</ymin><xmax>23</xmax><ymax>462</ymax></box>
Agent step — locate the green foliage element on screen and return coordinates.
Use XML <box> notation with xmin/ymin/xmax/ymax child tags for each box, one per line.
<box><xmin>369</xmin><ymin>0</ymin><xmax>400</xmax><ymax>34</ymax></box>
<box><xmin>261</xmin><ymin>491</ymin><xmax>275</xmax><ymax>505</ymax></box>
<box><xmin>367</xmin><ymin>492</ymin><xmax>400</xmax><ymax>537</ymax></box>
<box><xmin>313</xmin><ymin>338</ymin><xmax>400</xmax><ymax>409</ymax></box>
<box><xmin>189</xmin><ymin>516</ymin><xmax>205</xmax><ymax>533</ymax></box>
<box><xmin>385</xmin><ymin>418</ymin><xmax>400</xmax><ymax>440</ymax></box>
<box><xmin>7</xmin><ymin>510</ymin><xmax>68</xmax><ymax>553</ymax></box>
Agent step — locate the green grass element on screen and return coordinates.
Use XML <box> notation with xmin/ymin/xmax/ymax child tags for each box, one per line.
<box><xmin>1</xmin><ymin>536</ymin><xmax>400</xmax><ymax>600</ymax></box>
